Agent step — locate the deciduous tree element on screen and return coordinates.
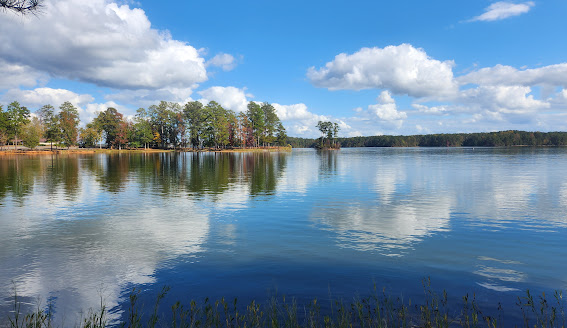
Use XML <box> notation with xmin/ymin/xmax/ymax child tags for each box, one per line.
<box><xmin>0</xmin><ymin>105</ymin><xmax>9</xmax><ymax>150</ymax></box>
<box><xmin>184</xmin><ymin>101</ymin><xmax>206</xmax><ymax>149</ymax></box>
<box><xmin>79</xmin><ymin>123</ymin><xmax>102</xmax><ymax>148</ymax></box>
<box><xmin>246</xmin><ymin>102</ymin><xmax>264</xmax><ymax>147</ymax></box>
<box><xmin>37</xmin><ymin>104</ymin><xmax>61</xmax><ymax>150</ymax></box>
<box><xmin>21</xmin><ymin>116</ymin><xmax>42</xmax><ymax>149</ymax></box>
<box><xmin>93</xmin><ymin>107</ymin><xmax>123</xmax><ymax>148</ymax></box>
<box><xmin>6</xmin><ymin>101</ymin><xmax>30</xmax><ymax>151</ymax></box>
<box><xmin>58</xmin><ymin>101</ymin><xmax>80</xmax><ymax>149</ymax></box>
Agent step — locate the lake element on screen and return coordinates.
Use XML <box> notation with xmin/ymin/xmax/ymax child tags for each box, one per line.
<box><xmin>1</xmin><ymin>148</ymin><xmax>566</xmax><ymax>325</ymax></box>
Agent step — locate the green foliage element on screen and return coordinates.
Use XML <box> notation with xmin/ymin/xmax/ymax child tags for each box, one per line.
<box><xmin>128</xmin><ymin>110</ymin><xmax>153</xmax><ymax>149</ymax></box>
<box><xmin>80</xmin><ymin>123</ymin><xmax>102</xmax><ymax>148</ymax></box>
<box><xmin>247</xmin><ymin>102</ymin><xmax>265</xmax><ymax>147</ymax></box>
<box><xmin>37</xmin><ymin>104</ymin><xmax>61</xmax><ymax>149</ymax></box>
<box><xmin>2</xmin><ymin>98</ymin><xmax>287</xmax><ymax>151</ymax></box>
<box><xmin>6</xmin><ymin>101</ymin><xmax>31</xmax><ymax>150</ymax></box>
<box><xmin>148</xmin><ymin>101</ymin><xmax>183</xmax><ymax>149</ymax></box>
<box><xmin>184</xmin><ymin>101</ymin><xmax>206</xmax><ymax>148</ymax></box>
<box><xmin>286</xmin><ymin>130</ymin><xmax>567</xmax><ymax>148</ymax></box>
<box><xmin>4</xmin><ymin>283</ymin><xmax>565</xmax><ymax>328</ymax></box>
<box><xmin>203</xmin><ymin>101</ymin><xmax>229</xmax><ymax>148</ymax></box>
<box><xmin>276</xmin><ymin>121</ymin><xmax>287</xmax><ymax>146</ymax></box>
<box><xmin>93</xmin><ymin>107</ymin><xmax>123</xmax><ymax>148</ymax></box>
<box><xmin>21</xmin><ymin>117</ymin><xmax>42</xmax><ymax>149</ymax></box>
<box><xmin>261</xmin><ymin>102</ymin><xmax>279</xmax><ymax>145</ymax></box>
<box><xmin>286</xmin><ymin>136</ymin><xmax>317</xmax><ymax>148</ymax></box>
<box><xmin>0</xmin><ymin>105</ymin><xmax>10</xmax><ymax>150</ymax></box>
<box><xmin>58</xmin><ymin>101</ymin><xmax>80</xmax><ymax>148</ymax></box>
<box><xmin>337</xmin><ymin>130</ymin><xmax>567</xmax><ymax>148</ymax></box>
<box><xmin>316</xmin><ymin>121</ymin><xmax>340</xmax><ymax>149</ymax></box>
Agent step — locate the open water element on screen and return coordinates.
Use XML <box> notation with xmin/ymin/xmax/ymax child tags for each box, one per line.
<box><xmin>1</xmin><ymin>148</ymin><xmax>566</xmax><ymax>325</ymax></box>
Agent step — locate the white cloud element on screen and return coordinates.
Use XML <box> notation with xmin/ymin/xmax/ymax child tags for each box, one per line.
<box><xmin>304</xmin><ymin>41</ymin><xmax>567</xmax><ymax>135</ymax></box>
<box><xmin>0</xmin><ymin>0</ymin><xmax>209</xmax><ymax>90</ymax></box>
<box><xmin>0</xmin><ymin>59</ymin><xmax>48</xmax><ymax>89</ymax></box>
<box><xmin>272</xmin><ymin>103</ymin><xmax>329</xmax><ymax>137</ymax></box>
<box><xmin>412</xmin><ymin>104</ymin><xmax>451</xmax><ymax>115</ymax></box>
<box><xmin>198</xmin><ymin>86</ymin><xmax>249</xmax><ymax>112</ymax></box>
<box><xmin>460</xmin><ymin>85</ymin><xmax>550</xmax><ymax>114</ymax></box>
<box><xmin>307</xmin><ymin>44</ymin><xmax>457</xmax><ymax>97</ymax></box>
<box><xmin>0</xmin><ymin>87</ymin><xmax>128</xmax><ymax>124</ymax></box>
<box><xmin>83</xmin><ymin>101</ymin><xmax>130</xmax><ymax>124</ymax></box>
<box><xmin>206</xmin><ymin>53</ymin><xmax>237</xmax><ymax>72</ymax></box>
<box><xmin>273</xmin><ymin>103</ymin><xmax>319</xmax><ymax>121</ymax></box>
<box><xmin>458</xmin><ymin>64</ymin><xmax>567</xmax><ymax>87</ymax></box>
<box><xmin>1</xmin><ymin>88</ymin><xmax>94</xmax><ymax>110</ymax></box>
<box><xmin>550</xmin><ymin>89</ymin><xmax>567</xmax><ymax>107</ymax></box>
<box><xmin>349</xmin><ymin>91</ymin><xmax>407</xmax><ymax>132</ymax></box>
<box><xmin>469</xmin><ymin>1</ymin><xmax>534</xmax><ymax>22</ymax></box>
<box><xmin>106</xmin><ymin>87</ymin><xmax>195</xmax><ymax>108</ymax></box>
<box><xmin>367</xmin><ymin>91</ymin><xmax>407</xmax><ymax>121</ymax></box>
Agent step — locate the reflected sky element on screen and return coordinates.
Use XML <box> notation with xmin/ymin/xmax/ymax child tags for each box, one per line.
<box><xmin>1</xmin><ymin>148</ymin><xmax>567</xmax><ymax>324</ymax></box>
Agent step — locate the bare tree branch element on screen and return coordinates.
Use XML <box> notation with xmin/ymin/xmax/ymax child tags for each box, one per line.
<box><xmin>0</xmin><ymin>0</ymin><xmax>43</xmax><ymax>15</ymax></box>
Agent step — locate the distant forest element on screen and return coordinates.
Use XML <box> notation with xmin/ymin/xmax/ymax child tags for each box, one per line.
<box><xmin>287</xmin><ymin>130</ymin><xmax>567</xmax><ymax>148</ymax></box>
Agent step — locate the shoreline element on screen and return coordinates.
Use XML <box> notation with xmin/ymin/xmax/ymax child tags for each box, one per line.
<box><xmin>0</xmin><ymin>146</ymin><xmax>292</xmax><ymax>156</ymax></box>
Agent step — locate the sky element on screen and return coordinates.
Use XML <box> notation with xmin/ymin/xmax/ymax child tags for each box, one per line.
<box><xmin>1</xmin><ymin>0</ymin><xmax>566</xmax><ymax>138</ymax></box>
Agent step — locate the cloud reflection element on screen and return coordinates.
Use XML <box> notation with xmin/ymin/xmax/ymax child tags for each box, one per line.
<box><xmin>1</xmin><ymin>194</ymin><xmax>210</xmax><ymax>323</ymax></box>
<box><xmin>312</xmin><ymin>197</ymin><xmax>452</xmax><ymax>256</ymax></box>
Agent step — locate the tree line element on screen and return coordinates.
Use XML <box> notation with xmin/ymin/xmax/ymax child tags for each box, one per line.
<box><xmin>0</xmin><ymin>100</ymin><xmax>288</xmax><ymax>150</ymax></box>
<box><xmin>338</xmin><ymin>131</ymin><xmax>567</xmax><ymax>147</ymax></box>
<box><xmin>286</xmin><ymin>130</ymin><xmax>567</xmax><ymax>148</ymax></box>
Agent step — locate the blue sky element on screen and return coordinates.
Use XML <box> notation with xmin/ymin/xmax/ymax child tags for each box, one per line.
<box><xmin>1</xmin><ymin>0</ymin><xmax>566</xmax><ymax>137</ymax></box>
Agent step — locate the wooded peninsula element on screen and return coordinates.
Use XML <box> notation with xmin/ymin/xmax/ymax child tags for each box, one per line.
<box><xmin>0</xmin><ymin>100</ymin><xmax>288</xmax><ymax>151</ymax></box>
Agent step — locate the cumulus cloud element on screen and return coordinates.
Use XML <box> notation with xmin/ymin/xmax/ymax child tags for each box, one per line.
<box><xmin>198</xmin><ymin>86</ymin><xmax>249</xmax><ymax>112</ymax></box>
<box><xmin>0</xmin><ymin>0</ymin><xmax>208</xmax><ymax>90</ymax></box>
<box><xmin>550</xmin><ymin>89</ymin><xmax>567</xmax><ymax>107</ymax></box>
<box><xmin>460</xmin><ymin>85</ymin><xmax>550</xmax><ymax>114</ymax></box>
<box><xmin>83</xmin><ymin>101</ymin><xmax>131</xmax><ymax>123</ymax></box>
<box><xmin>458</xmin><ymin>64</ymin><xmax>567</xmax><ymax>87</ymax></box>
<box><xmin>0</xmin><ymin>87</ymin><xmax>128</xmax><ymax>124</ymax></box>
<box><xmin>469</xmin><ymin>1</ymin><xmax>534</xmax><ymax>22</ymax></box>
<box><xmin>307</xmin><ymin>44</ymin><xmax>457</xmax><ymax>97</ymax></box>
<box><xmin>367</xmin><ymin>91</ymin><xmax>407</xmax><ymax>121</ymax></box>
<box><xmin>1</xmin><ymin>88</ymin><xmax>94</xmax><ymax>109</ymax></box>
<box><xmin>412</xmin><ymin>104</ymin><xmax>451</xmax><ymax>115</ymax></box>
<box><xmin>272</xmin><ymin>103</ymin><xmax>329</xmax><ymax>136</ymax></box>
<box><xmin>106</xmin><ymin>87</ymin><xmax>195</xmax><ymax>108</ymax></box>
<box><xmin>349</xmin><ymin>92</ymin><xmax>407</xmax><ymax>132</ymax></box>
<box><xmin>206</xmin><ymin>53</ymin><xmax>237</xmax><ymax>72</ymax></box>
<box><xmin>0</xmin><ymin>59</ymin><xmax>48</xmax><ymax>89</ymax></box>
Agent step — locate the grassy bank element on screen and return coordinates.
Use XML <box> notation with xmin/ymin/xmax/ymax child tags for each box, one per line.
<box><xmin>3</xmin><ymin>282</ymin><xmax>565</xmax><ymax>328</ymax></box>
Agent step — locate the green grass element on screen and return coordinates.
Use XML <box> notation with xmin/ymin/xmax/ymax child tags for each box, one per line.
<box><xmin>2</xmin><ymin>281</ymin><xmax>565</xmax><ymax>328</ymax></box>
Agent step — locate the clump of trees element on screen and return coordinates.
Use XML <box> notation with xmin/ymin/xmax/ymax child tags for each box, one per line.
<box><xmin>0</xmin><ymin>101</ymin><xmax>31</xmax><ymax>150</ymax></box>
<box><xmin>315</xmin><ymin>121</ymin><xmax>340</xmax><ymax>149</ymax></box>
<box><xmin>0</xmin><ymin>100</ymin><xmax>288</xmax><ymax>151</ymax></box>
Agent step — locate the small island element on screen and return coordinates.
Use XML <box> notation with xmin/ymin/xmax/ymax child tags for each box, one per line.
<box><xmin>314</xmin><ymin>121</ymin><xmax>341</xmax><ymax>150</ymax></box>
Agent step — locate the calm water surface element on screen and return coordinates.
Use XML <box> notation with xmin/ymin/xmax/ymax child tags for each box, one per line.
<box><xmin>1</xmin><ymin>148</ymin><xmax>566</xmax><ymax>324</ymax></box>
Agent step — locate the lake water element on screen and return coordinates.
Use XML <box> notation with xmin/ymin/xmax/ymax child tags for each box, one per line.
<box><xmin>1</xmin><ymin>148</ymin><xmax>566</xmax><ymax>325</ymax></box>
